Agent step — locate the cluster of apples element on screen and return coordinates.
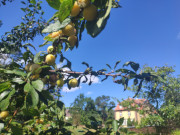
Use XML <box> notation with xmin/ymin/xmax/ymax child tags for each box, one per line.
<box><xmin>71</xmin><ymin>0</ymin><xmax>97</xmax><ymax>21</ymax></box>
<box><xmin>47</xmin><ymin>0</ymin><xmax>98</xmax><ymax>48</ymax></box>
<box><xmin>25</xmin><ymin>45</ymin><xmax>78</xmax><ymax>89</ymax></box>
<box><xmin>48</xmin><ymin>22</ymin><xmax>77</xmax><ymax>48</ymax></box>
<box><xmin>46</xmin><ymin>46</ymin><xmax>79</xmax><ymax>88</ymax></box>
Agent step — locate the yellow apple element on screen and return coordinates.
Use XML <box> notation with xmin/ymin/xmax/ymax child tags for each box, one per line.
<box><xmin>39</xmin><ymin>119</ymin><xmax>44</xmax><ymax>124</ymax></box>
<box><xmin>45</xmin><ymin>54</ymin><xmax>56</xmax><ymax>65</ymax></box>
<box><xmin>48</xmin><ymin>30</ymin><xmax>63</xmax><ymax>38</ymax></box>
<box><xmin>29</xmin><ymin>64</ymin><xmax>42</xmax><ymax>74</ymax></box>
<box><xmin>30</xmin><ymin>74</ymin><xmax>40</xmax><ymax>80</ymax></box>
<box><xmin>83</xmin><ymin>4</ymin><xmax>97</xmax><ymax>21</ymax></box>
<box><xmin>49</xmin><ymin>74</ymin><xmax>58</xmax><ymax>82</ymax></box>
<box><xmin>56</xmin><ymin>78</ymin><xmax>64</xmax><ymax>87</ymax></box>
<box><xmin>47</xmin><ymin>46</ymin><xmax>54</xmax><ymax>54</ymax></box>
<box><xmin>78</xmin><ymin>0</ymin><xmax>91</xmax><ymax>8</ymax></box>
<box><xmin>25</xmin><ymin>63</ymin><xmax>32</xmax><ymax>72</ymax></box>
<box><xmin>71</xmin><ymin>1</ymin><xmax>81</xmax><ymax>17</ymax></box>
<box><xmin>62</xmin><ymin>23</ymin><xmax>75</xmax><ymax>36</ymax></box>
<box><xmin>68</xmin><ymin>35</ymin><xmax>77</xmax><ymax>47</ymax></box>
<box><xmin>69</xmin><ymin>78</ymin><xmax>78</xmax><ymax>88</ymax></box>
<box><xmin>0</xmin><ymin>111</ymin><xmax>9</xmax><ymax>119</ymax></box>
<box><xmin>36</xmin><ymin>119</ymin><xmax>44</xmax><ymax>124</ymax></box>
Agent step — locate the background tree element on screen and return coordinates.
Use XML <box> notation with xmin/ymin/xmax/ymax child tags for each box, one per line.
<box><xmin>130</xmin><ymin>65</ymin><xmax>180</xmax><ymax>134</ymax></box>
<box><xmin>95</xmin><ymin>95</ymin><xmax>115</xmax><ymax>123</ymax></box>
<box><xmin>70</xmin><ymin>93</ymin><xmax>100</xmax><ymax>126</ymax></box>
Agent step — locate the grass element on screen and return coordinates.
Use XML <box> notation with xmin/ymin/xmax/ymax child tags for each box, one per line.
<box><xmin>66</xmin><ymin>126</ymin><xmax>87</xmax><ymax>135</ymax></box>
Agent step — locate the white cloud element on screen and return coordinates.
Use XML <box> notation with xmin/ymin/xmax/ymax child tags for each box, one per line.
<box><xmin>57</xmin><ymin>63</ymin><xmax>62</xmax><ymax>68</ymax></box>
<box><xmin>17</xmin><ymin>59</ymin><xmax>25</xmax><ymax>64</ymax></box>
<box><xmin>62</xmin><ymin>86</ymin><xmax>82</xmax><ymax>93</ymax></box>
<box><xmin>62</xmin><ymin>67</ymin><xmax>71</xmax><ymax>71</ymax></box>
<box><xmin>177</xmin><ymin>32</ymin><xmax>180</xmax><ymax>39</ymax></box>
<box><xmin>86</xmin><ymin>91</ymin><xmax>92</xmax><ymax>95</ymax></box>
<box><xmin>80</xmin><ymin>75</ymin><xmax>100</xmax><ymax>84</ymax></box>
<box><xmin>56</xmin><ymin>61</ymin><xmax>67</xmax><ymax>68</ymax></box>
<box><xmin>60</xmin><ymin>73</ymin><xmax>100</xmax><ymax>93</ymax></box>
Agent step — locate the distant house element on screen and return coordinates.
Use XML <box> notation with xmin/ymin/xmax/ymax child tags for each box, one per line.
<box><xmin>114</xmin><ymin>98</ymin><xmax>150</xmax><ymax>127</ymax></box>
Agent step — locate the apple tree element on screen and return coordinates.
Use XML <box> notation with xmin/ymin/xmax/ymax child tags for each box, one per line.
<box><xmin>0</xmin><ymin>0</ymin><xmax>162</xmax><ymax>134</ymax></box>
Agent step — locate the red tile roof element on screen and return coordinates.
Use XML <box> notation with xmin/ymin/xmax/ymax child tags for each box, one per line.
<box><xmin>115</xmin><ymin>98</ymin><xmax>147</xmax><ymax>111</ymax></box>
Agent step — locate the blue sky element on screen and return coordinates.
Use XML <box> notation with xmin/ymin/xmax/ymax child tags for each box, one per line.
<box><xmin>0</xmin><ymin>0</ymin><xmax>180</xmax><ymax>107</ymax></box>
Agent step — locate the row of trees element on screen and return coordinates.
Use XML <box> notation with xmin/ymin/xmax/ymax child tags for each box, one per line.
<box><xmin>68</xmin><ymin>94</ymin><xmax>115</xmax><ymax>126</ymax></box>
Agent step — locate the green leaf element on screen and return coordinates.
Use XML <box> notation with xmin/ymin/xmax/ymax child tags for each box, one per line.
<box><xmin>106</xmin><ymin>119</ymin><xmax>113</xmax><ymax>125</ymax></box>
<box><xmin>124</xmin><ymin>78</ymin><xmax>128</xmax><ymax>90</ymax></box>
<box><xmin>12</xmin><ymin>78</ymin><xmax>25</xmax><ymax>84</ymax></box>
<box><xmin>133</xmin><ymin>79</ymin><xmax>143</xmax><ymax>98</ymax></box>
<box><xmin>58</xmin><ymin>0</ymin><xmax>73</xmax><ymax>23</ymax></box>
<box><xmin>106</xmin><ymin>64</ymin><xmax>112</xmax><ymax>70</ymax></box>
<box><xmin>40</xmin><ymin>90</ymin><xmax>54</xmax><ymax>101</ymax></box>
<box><xmin>89</xmin><ymin>116</ymin><xmax>97</xmax><ymax>122</ymax></box>
<box><xmin>134</xmin><ymin>78</ymin><xmax>138</xmax><ymax>85</ymax></box>
<box><xmin>39</xmin><ymin>40</ymin><xmax>49</xmax><ymax>47</ymax></box>
<box><xmin>30</xmin><ymin>0</ymin><xmax>36</xmax><ymax>4</ymax></box>
<box><xmin>0</xmin><ymin>81</ymin><xmax>11</xmax><ymax>93</ymax></box>
<box><xmin>10</xmin><ymin>125</ymin><xmax>23</xmax><ymax>135</ymax></box>
<box><xmin>4</xmin><ymin>69</ymin><xmax>26</xmax><ymax>77</ymax></box>
<box><xmin>0</xmin><ymin>89</ymin><xmax>15</xmax><ymax>110</ymax></box>
<box><xmin>30</xmin><ymin>87</ymin><xmax>39</xmax><ymax>107</ymax></box>
<box><xmin>79</xmin><ymin>20</ymin><xmax>86</xmax><ymax>41</ymax></box>
<box><xmin>112</xmin><ymin>120</ymin><xmax>118</xmax><ymax>132</ymax></box>
<box><xmin>123</xmin><ymin>61</ymin><xmax>139</xmax><ymax>72</ymax></box>
<box><xmin>114</xmin><ymin>60</ymin><xmax>121</xmax><ymax>69</ymax></box>
<box><xmin>0</xmin><ymin>99</ymin><xmax>9</xmax><ymax>111</ymax></box>
<box><xmin>0</xmin><ymin>90</ymin><xmax>10</xmax><ymax>101</ymax></box>
<box><xmin>82</xmin><ymin>62</ymin><xmax>89</xmax><ymax>67</ymax></box>
<box><xmin>24</xmin><ymin>83</ymin><xmax>33</xmax><ymax>93</ymax></box>
<box><xmin>32</xmin><ymin>80</ymin><xmax>44</xmax><ymax>92</ymax></box>
<box><xmin>57</xmin><ymin>100</ymin><xmax>64</xmax><ymax>110</ymax></box>
<box><xmin>86</xmin><ymin>0</ymin><xmax>112</xmax><ymax>37</ymax></box>
<box><xmin>42</xmin><ymin>18</ymin><xmax>71</xmax><ymax>33</ymax></box>
<box><xmin>33</xmin><ymin>51</ymin><xmax>46</xmax><ymax>64</ymax></box>
<box><xmin>21</xmin><ymin>8</ymin><xmax>26</xmax><ymax>12</ymax></box>
<box><xmin>13</xmin><ymin>69</ymin><xmax>26</xmax><ymax>76</ymax></box>
<box><xmin>46</xmin><ymin>0</ymin><xmax>61</xmax><ymax>10</ymax></box>
<box><xmin>23</xmin><ymin>51</ymin><xmax>31</xmax><ymax>62</ymax></box>
<box><xmin>118</xmin><ymin>117</ymin><xmax>124</xmax><ymax>126</ymax></box>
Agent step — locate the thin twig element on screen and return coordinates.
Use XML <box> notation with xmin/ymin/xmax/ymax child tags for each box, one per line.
<box><xmin>6</xmin><ymin>108</ymin><xmax>19</xmax><ymax>130</ymax></box>
<box><xmin>49</xmin><ymin>70</ymin><xmax>124</xmax><ymax>78</ymax></box>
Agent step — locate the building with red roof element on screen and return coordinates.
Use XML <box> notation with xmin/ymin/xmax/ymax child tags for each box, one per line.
<box><xmin>114</xmin><ymin>98</ymin><xmax>150</xmax><ymax>127</ymax></box>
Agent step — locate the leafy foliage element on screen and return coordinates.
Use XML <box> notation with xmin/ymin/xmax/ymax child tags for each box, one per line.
<box><xmin>0</xmin><ymin>0</ymin><xmax>45</xmax><ymax>54</ymax></box>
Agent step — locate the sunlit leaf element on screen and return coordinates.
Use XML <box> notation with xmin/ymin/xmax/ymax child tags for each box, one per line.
<box><xmin>58</xmin><ymin>0</ymin><xmax>73</xmax><ymax>22</ymax></box>
<box><xmin>32</xmin><ymin>80</ymin><xmax>44</xmax><ymax>92</ymax></box>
